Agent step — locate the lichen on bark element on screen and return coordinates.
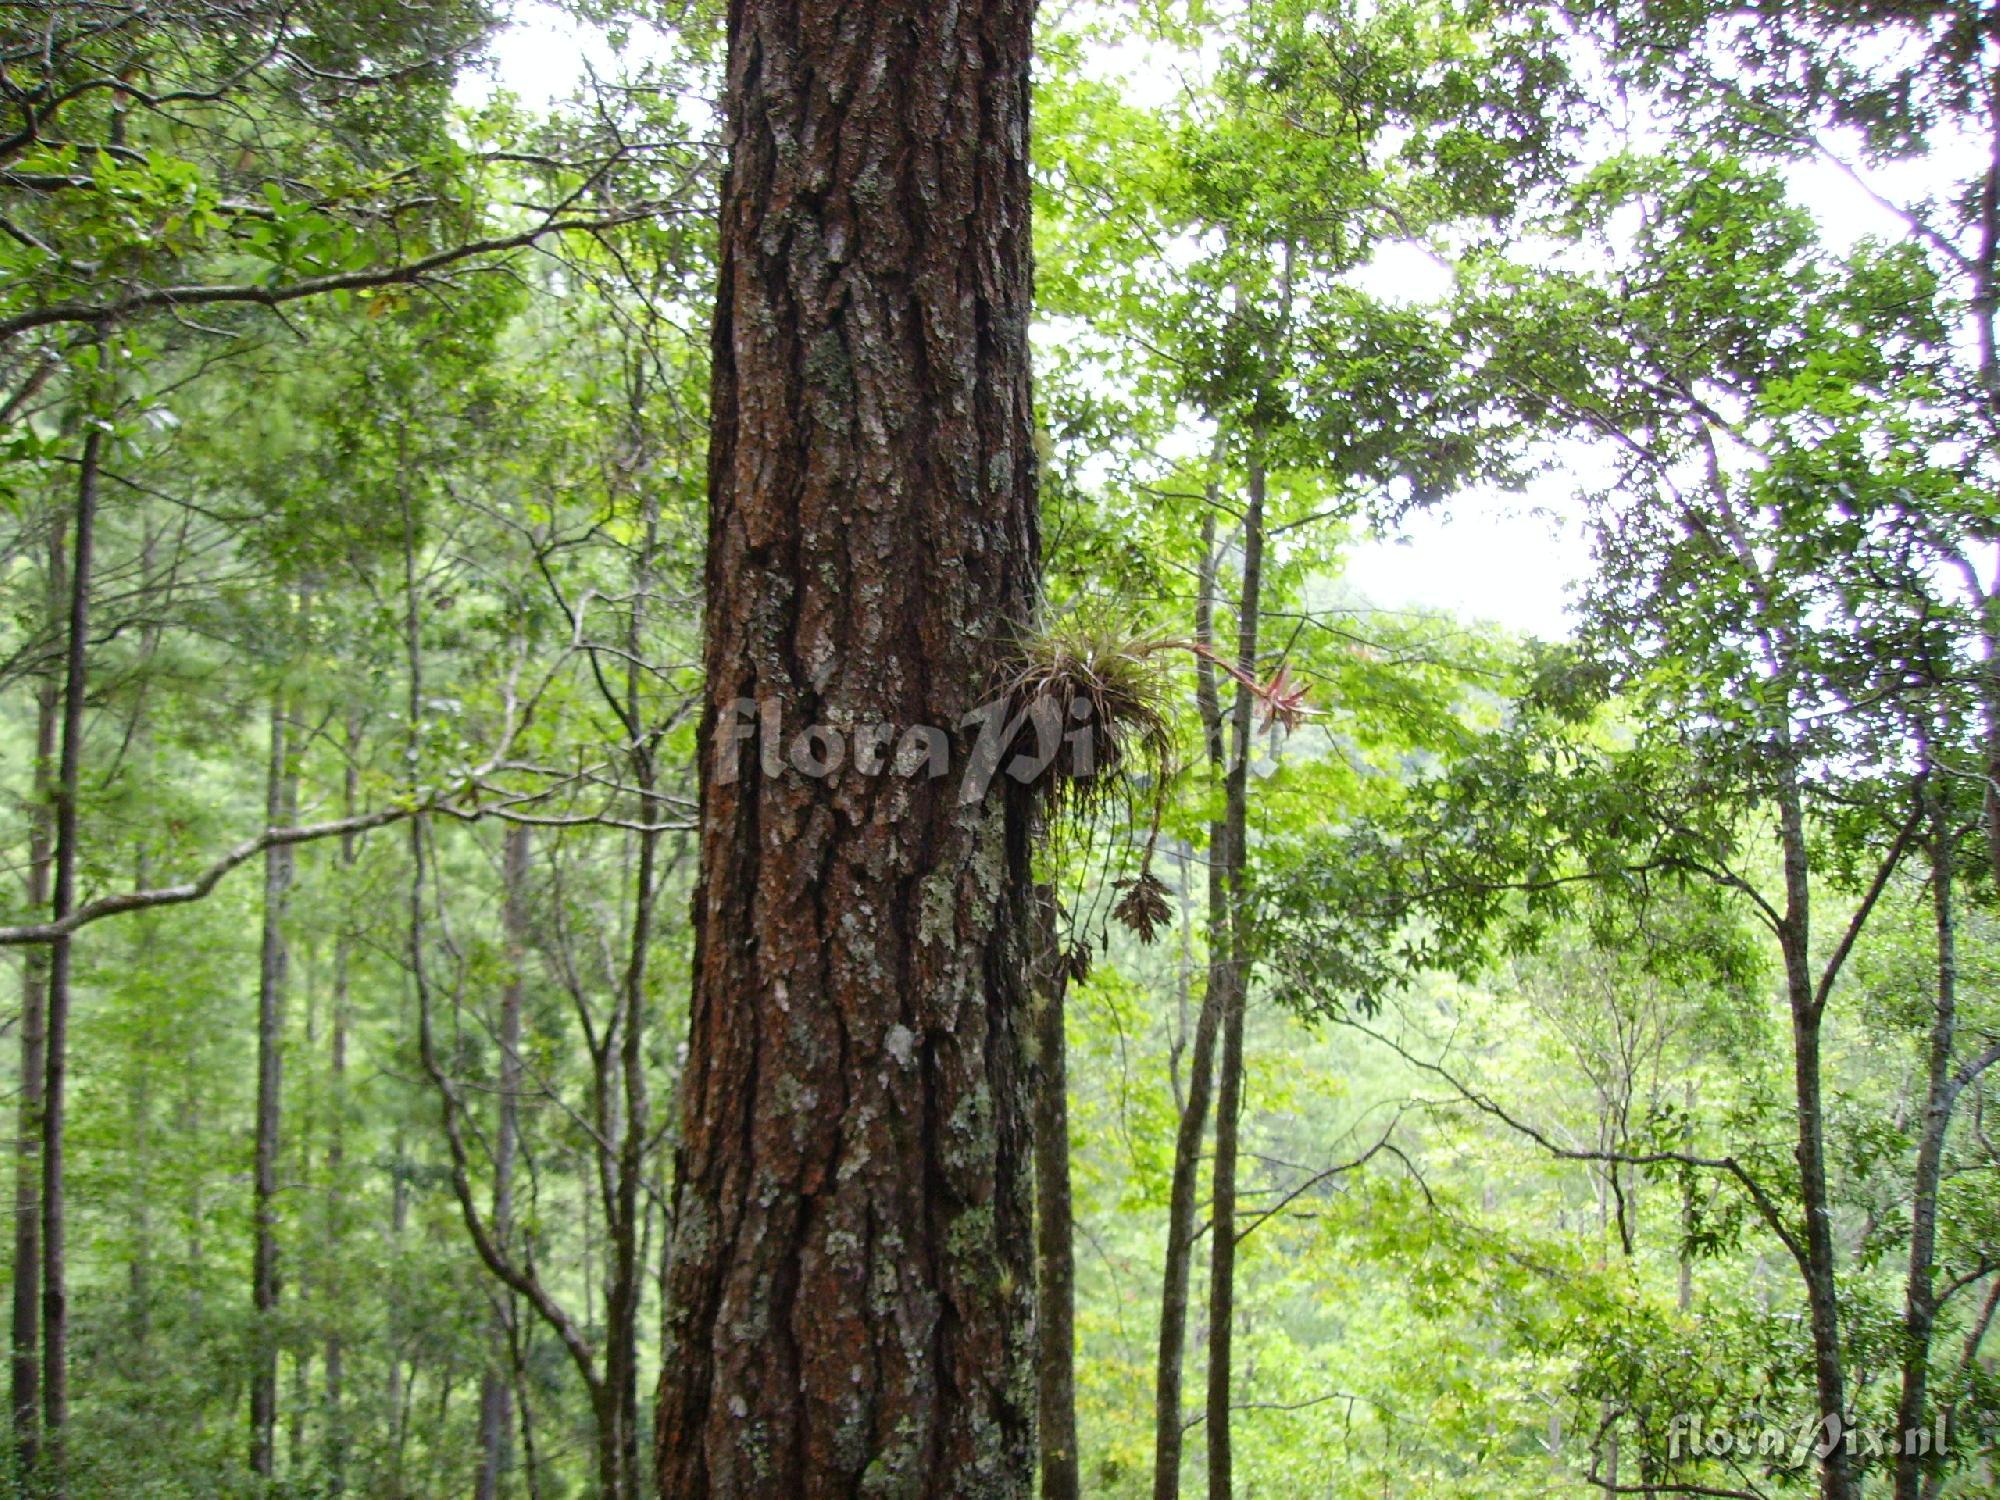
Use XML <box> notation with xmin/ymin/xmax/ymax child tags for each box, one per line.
<box><xmin>654</xmin><ymin>1</ymin><xmax>1042</xmax><ymax>1495</ymax></box>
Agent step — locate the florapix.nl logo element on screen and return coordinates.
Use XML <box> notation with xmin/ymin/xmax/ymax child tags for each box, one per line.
<box><xmin>711</xmin><ymin>693</ymin><xmax>1102</xmax><ymax>804</ymax></box>
<box><xmin>1665</xmin><ymin>1409</ymin><xmax>1952</xmax><ymax>1466</ymax></box>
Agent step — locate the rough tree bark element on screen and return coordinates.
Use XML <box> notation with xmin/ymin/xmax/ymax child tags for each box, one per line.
<box><xmin>251</xmin><ymin>691</ymin><xmax>299</xmax><ymax>1476</ymax></box>
<box><xmin>654</xmin><ymin>1</ymin><xmax>1042</xmax><ymax>1493</ymax></box>
<box><xmin>42</xmin><ymin>424</ymin><xmax>99</xmax><ymax>1480</ymax></box>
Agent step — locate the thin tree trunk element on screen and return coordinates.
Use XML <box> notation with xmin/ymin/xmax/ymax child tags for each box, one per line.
<box><xmin>599</xmin><ymin>487</ymin><xmax>661</xmax><ymax>1500</ymax></box>
<box><xmin>513</xmin><ymin>1323</ymin><xmax>544</xmax><ymax>1500</ymax></box>
<box><xmin>1775</xmin><ymin>756</ymin><xmax>1858</xmax><ymax>1500</ymax></box>
<box><xmin>1678</xmin><ymin>1077</ymin><xmax>1696</xmax><ymax>1315</ymax></box>
<box><xmin>285</xmin><ymin>1347</ymin><xmax>308</xmax><ymax>1474</ymax></box>
<box><xmin>1700</xmin><ymin>480</ymin><xmax>1867</xmax><ymax>1500</ymax></box>
<box><xmin>1204</xmin><ymin>437</ymin><xmax>1267</xmax><ymax>1500</ymax></box>
<box><xmin>42</xmin><ymin>426</ymin><xmax>100</xmax><ymax>1481</ymax></box>
<box><xmin>391</xmin><ymin>1356</ymin><xmax>414</xmax><ymax>1493</ymax></box>
<box><xmin>655</xmin><ymin>1</ymin><xmax>1041</xmax><ymax>1489</ymax></box>
<box><xmin>1032</xmin><ymin>888</ymin><xmax>1078</xmax><ymax>1500</ymax></box>
<box><xmin>385</xmin><ymin>1125</ymin><xmax>408</xmax><ymax>1468</ymax></box>
<box><xmin>403</xmin><ymin>487</ymin><xmax>611</xmax><ymax>1494</ymax></box>
<box><xmin>600</xmin><ymin>873</ymin><xmax>650</xmax><ymax>1500</ymax></box>
<box><xmin>396</xmin><ymin>512</ymin><xmax>425</xmax><ymax>1500</ymax></box>
<box><xmin>124</xmin><ymin>894</ymin><xmax>153</xmax><ymax>1350</ymax></box>
<box><xmin>122</xmin><ymin>524</ymin><xmax>167</xmax><ymax>1364</ymax></box>
<box><xmin>389</xmin><ymin>476</ymin><xmax>421</xmax><ymax>1491</ymax></box>
<box><xmin>11</xmin><ymin>579</ymin><xmax>57</xmax><ymax>1475</ymax></box>
<box><xmin>323</xmin><ymin>717</ymin><xmax>359</xmax><ymax>1495</ymax></box>
<box><xmin>478</xmin><ymin>823</ymin><xmax>530</xmax><ymax>1500</ymax></box>
<box><xmin>1790</xmin><ymin>992</ymin><xmax>1856</xmax><ymax>1500</ymax></box>
<box><xmin>252</xmin><ymin>691</ymin><xmax>299</xmax><ymax>1476</ymax></box>
<box><xmin>1895</xmin><ymin>799</ymin><xmax>1958</xmax><ymax>1500</ymax></box>
<box><xmin>1152</xmin><ymin>510</ymin><xmax>1230</xmax><ymax>1500</ymax></box>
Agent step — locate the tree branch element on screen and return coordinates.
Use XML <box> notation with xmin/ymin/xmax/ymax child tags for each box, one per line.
<box><xmin>1346</xmin><ymin>1016</ymin><xmax>1805</xmax><ymax>1267</ymax></box>
<box><xmin>0</xmin><ymin>206</ymin><xmax>672</xmax><ymax>346</ymax></box>
<box><xmin>1811</xmin><ymin>794</ymin><xmax>1926</xmax><ymax>1018</ymax></box>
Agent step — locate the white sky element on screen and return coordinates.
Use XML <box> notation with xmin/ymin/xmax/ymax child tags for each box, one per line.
<box><xmin>463</xmin><ymin>8</ymin><xmax>616</xmax><ymax>109</ymax></box>
<box><xmin>1348</xmin><ymin>491</ymin><xmax>1586</xmax><ymax>640</ymax></box>
<box><xmin>463</xmin><ymin>8</ymin><xmax>1976</xmax><ymax>644</ymax></box>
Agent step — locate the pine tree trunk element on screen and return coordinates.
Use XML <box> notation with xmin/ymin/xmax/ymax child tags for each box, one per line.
<box><xmin>42</xmin><ymin>425</ymin><xmax>100</xmax><ymax>1483</ymax></box>
<box><xmin>655</xmin><ymin>2</ymin><xmax>1042</xmax><ymax>1491</ymax></box>
<box><xmin>251</xmin><ymin>692</ymin><xmax>299</xmax><ymax>1476</ymax></box>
